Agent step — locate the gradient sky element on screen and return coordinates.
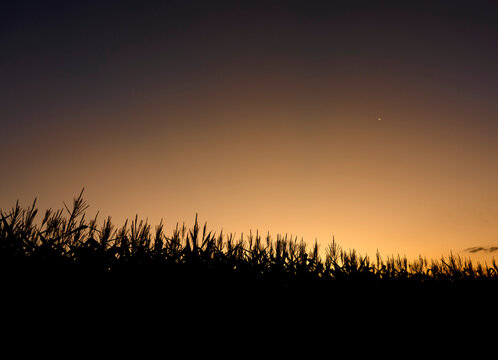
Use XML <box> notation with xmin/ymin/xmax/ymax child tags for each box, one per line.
<box><xmin>2</xmin><ymin>0</ymin><xmax>498</xmax><ymax>263</ymax></box>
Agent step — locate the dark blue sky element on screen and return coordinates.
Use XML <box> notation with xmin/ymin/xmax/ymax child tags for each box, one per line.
<box><xmin>2</xmin><ymin>0</ymin><xmax>497</xmax><ymax>133</ymax></box>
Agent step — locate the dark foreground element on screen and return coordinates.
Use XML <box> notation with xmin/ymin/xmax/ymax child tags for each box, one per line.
<box><xmin>2</xmin><ymin>194</ymin><xmax>497</xmax><ymax>348</ymax></box>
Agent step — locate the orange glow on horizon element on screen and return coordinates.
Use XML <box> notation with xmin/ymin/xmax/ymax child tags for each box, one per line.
<box><xmin>2</xmin><ymin>1</ymin><xmax>498</xmax><ymax>266</ymax></box>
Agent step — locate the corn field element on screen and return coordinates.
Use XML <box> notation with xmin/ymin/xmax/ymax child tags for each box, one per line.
<box><xmin>3</xmin><ymin>190</ymin><xmax>498</xmax><ymax>340</ymax></box>
<box><xmin>2</xmin><ymin>191</ymin><xmax>497</xmax><ymax>291</ymax></box>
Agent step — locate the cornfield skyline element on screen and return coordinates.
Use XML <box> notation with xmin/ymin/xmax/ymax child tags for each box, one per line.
<box><xmin>3</xmin><ymin>191</ymin><xmax>497</xmax><ymax>285</ymax></box>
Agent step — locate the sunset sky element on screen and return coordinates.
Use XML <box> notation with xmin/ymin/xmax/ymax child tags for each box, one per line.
<box><xmin>2</xmin><ymin>0</ymin><xmax>498</xmax><ymax>263</ymax></box>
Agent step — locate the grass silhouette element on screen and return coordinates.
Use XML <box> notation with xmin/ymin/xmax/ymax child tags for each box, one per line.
<box><xmin>3</xmin><ymin>190</ymin><xmax>498</xmax><ymax>347</ymax></box>
<box><xmin>2</xmin><ymin>191</ymin><xmax>497</xmax><ymax>293</ymax></box>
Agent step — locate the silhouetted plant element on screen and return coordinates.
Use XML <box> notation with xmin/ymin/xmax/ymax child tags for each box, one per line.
<box><xmin>1</xmin><ymin>191</ymin><xmax>498</xmax><ymax>299</ymax></box>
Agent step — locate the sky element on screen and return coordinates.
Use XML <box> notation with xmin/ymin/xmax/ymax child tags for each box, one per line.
<box><xmin>2</xmin><ymin>0</ymin><xmax>498</xmax><ymax>263</ymax></box>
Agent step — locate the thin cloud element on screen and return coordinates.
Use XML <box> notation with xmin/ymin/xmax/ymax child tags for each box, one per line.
<box><xmin>464</xmin><ymin>246</ymin><xmax>498</xmax><ymax>254</ymax></box>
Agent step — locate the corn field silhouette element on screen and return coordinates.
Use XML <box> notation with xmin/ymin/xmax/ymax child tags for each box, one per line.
<box><xmin>3</xmin><ymin>190</ymin><xmax>497</xmax><ymax>291</ymax></box>
<box><xmin>3</xmin><ymin>189</ymin><xmax>498</xmax><ymax>349</ymax></box>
